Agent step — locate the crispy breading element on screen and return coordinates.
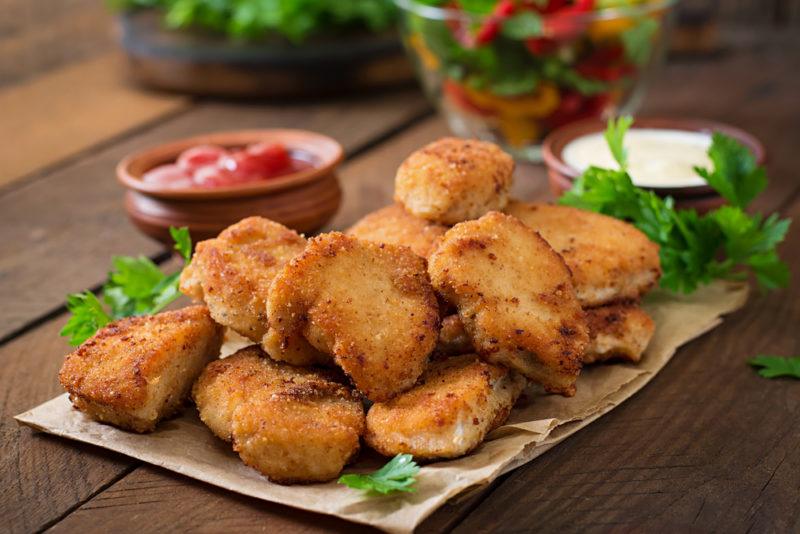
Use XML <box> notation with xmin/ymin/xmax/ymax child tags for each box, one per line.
<box><xmin>193</xmin><ymin>346</ymin><xmax>365</xmax><ymax>483</ymax></box>
<box><xmin>583</xmin><ymin>304</ymin><xmax>655</xmax><ymax>364</ymax></box>
<box><xmin>365</xmin><ymin>354</ymin><xmax>526</xmax><ymax>460</ymax></box>
<box><xmin>436</xmin><ymin>314</ymin><xmax>473</xmax><ymax>356</ymax></box>
<box><xmin>438</xmin><ymin>306</ymin><xmax>655</xmax><ymax>364</ymax></box>
<box><xmin>59</xmin><ymin>305</ymin><xmax>223</xmax><ymax>433</ymax></box>
<box><xmin>263</xmin><ymin>233</ymin><xmax>439</xmax><ymax>401</ymax></box>
<box><xmin>428</xmin><ymin>212</ymin><xmax>588</xmax><ymax>396</ymax></box>
<box><xmin>346</xmin><ymin>203</ymin><xmax>449</xmax><ymax>259</ymax></box>
<box><xmin>505</xmin><ymin>201</ymin><xmax>661</xmax><ymax>307</ymax></box>
<box><xmin>394</xmin><ymin>137</ymin><xmax>514</xmax><ymax>225</ymax></box>
<box><xmin>179</xmin><ymin>216</ymin><xmax>307</xmax><ymax>343</ymax></box>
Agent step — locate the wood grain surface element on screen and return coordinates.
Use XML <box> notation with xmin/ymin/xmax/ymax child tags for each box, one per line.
<box><xmin>1</xmin><ymin>24</ymin><xmax>798</xmax><ymax>534</ymax></box>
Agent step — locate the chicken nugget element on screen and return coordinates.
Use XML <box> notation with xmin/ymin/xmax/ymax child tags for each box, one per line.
<box><xmin>428</xmin><ymin>212</ymin><xmax>588</xmax><ymax>396</ymax></box>
<box><xmin>59</xmin><ymin>305</ymin><xmax>223</xmax><ymax>433</ymax></box>
<box><xmin>346</xmin><ymin>203</ymin><xmax>448</xmax><ymax>259</ymax></box>
<box><xmin>263</xmin><ymin>233</ymin><xmax>439</xmax><ymax>401</ymax></box>
<box><xmin>583</xmin><ymin>304</ymin><xmax>655</xmax><ymax>364</ymax></box>
<box><xmin>505</xmin><ymin>201</ymin><xmax>661</xmax><ymax>307</ymax></box>
<box><xmin>394</xmin><ymin>137</ymin><xmax>514</xmax><ymax>225</ymax></box>
<box><xmin>193</xmin><ymin>346</ymin><xmax>364</xmax><ymax>483</ymax></box>
<box><xmin>439</xmin><ymin>305</ymin><xmax>655</xmax><ymax>365</ymax></box>
<box><xmin>365</xmin><ymin>354</ymin><xmax>526</xmax><ymax>460</ymax></box>
<box><xmin>179</xmin><ymin>216</ymin><xmax>306</xmax><ymax>343</ymax></box>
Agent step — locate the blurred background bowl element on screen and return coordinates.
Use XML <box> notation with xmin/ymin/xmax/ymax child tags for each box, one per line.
<box><xmin>117</xmin><ymin>129</ymin><xmax>343</xmax><ymax>244</ymax></box>
<box><xmin>396</xmin><ymin>0</ymin><xmax>678</xmax><ymax>161</ymax></box>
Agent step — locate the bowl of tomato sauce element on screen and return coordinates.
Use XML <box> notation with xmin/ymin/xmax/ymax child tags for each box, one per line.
<box><xmin>117</xmin><ymin>129</ymin><xmax>343</xmax><ymax>243</ymax></box>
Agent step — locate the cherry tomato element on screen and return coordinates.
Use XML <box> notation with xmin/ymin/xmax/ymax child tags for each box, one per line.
<box><xmin>142</xmin><ymin>164</ymin><xmax>193</xmax><ymax>189</ymax></box>
<box><xmin>193</xmin><ymin>164</ymin><xmax>236</xmax><ymax>188</ymax></box>
<box><xmin>176</xmin><ymin>145</ymin><xmax>227</xmax><ymax>173</ymax></box>
<box><xmin>443</xmin><ymin>80</ymin><xmax>494</xmax><ymax>116</ymax></box>
<box><xmin>247</xmin><ymin>142</ymin><xmax>292</xmax><ymax>175</ymax></box>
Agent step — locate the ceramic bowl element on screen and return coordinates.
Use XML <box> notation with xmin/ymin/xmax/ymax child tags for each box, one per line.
<box><xmin>542</xmin><ymin>117</ymin><xmax>766</xmax><ymax>212</ymax></box>
<box><xmin>117</xmin><ymin>129</ymin><xmax>343</xmax><ymax>244</ymax></box>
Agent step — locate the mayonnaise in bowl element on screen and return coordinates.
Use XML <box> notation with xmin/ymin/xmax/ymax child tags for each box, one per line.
<box><xmin>562</xmin><ymin>128</ymin><xmax>713</xmax><ymax>188</ymax></box>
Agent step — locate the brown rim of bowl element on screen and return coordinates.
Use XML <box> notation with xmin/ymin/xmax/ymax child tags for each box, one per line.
<box><xmin>117</xmin><ymin>129</ymin><xmax>344</xmax><ymax>200</ymax></box>
<box><xmin>542</xmin><ymin>117</ymin><xmax>766</xmax><ymax>194</ymax></box>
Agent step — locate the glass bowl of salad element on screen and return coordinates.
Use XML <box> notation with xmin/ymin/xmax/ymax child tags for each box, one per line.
<box><xmin>396</xmin><ymin>0</ymin><xmax>677</xmax><ymax>160</ymax></box>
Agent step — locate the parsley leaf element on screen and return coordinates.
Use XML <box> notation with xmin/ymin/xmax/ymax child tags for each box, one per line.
<box><xmin>60</xmin><ymin>227</ymin><xmax>193</xmax><ymax>346</ymax></box>
<box><xmin>604</xmin><ymin>115</ymin><xmax>634</xmax><ymax>170</ymax></box>
<box><xmin>748</xmin><ymin>355</ymin><xmax>800</xmax><ymax>379</ymax></box>
<box><xmin>60</xmin><ymin>292</ymin><xmax>112</xmax><ymax>346</ymax></box>
<box><xmin>338</xmin><ymin>454</ymin><xmax>420</xmax><ymax>495</ymax></box>
<box><xmin>501</xmin><ymin>12</ymin><xmax>543</xmax><ymax>40</ymax></box>
<box><xmin>560</xmin><ymin>117</ymin><xmax>792</xmax><ymax>294</ymax></box>
<box><xmin>694</xmin><ymin>133</ymin><xmax>767</xmax><ymax>209</ymax></box>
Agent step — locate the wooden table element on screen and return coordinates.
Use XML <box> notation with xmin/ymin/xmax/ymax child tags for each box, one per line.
<box><xmin>2</xmin><ymin>27</ymin><xmax>798</xmax><ymax>534</ymax></box>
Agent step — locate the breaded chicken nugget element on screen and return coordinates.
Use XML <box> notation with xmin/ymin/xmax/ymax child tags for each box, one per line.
<box><xmin>365</xmin><ymin>354</ymin><xmax>526</xmax><ymax>460</ymax></box>
<box><xmin>583</xmin><ymin>304</ymin><xmax>655</xmax><ymax>364</ymax></box>
<box><xmin>179</xmin><ymin>216</ymin><xmax>306</xmax><ymax>343</ymax></box>
<box><xmin>428</xmin><ymin>212</ymin><xmax>588</xmax><ymax>396</ymax></box>
<box><xmin>263</xmin><ymin>233</ymin><xmax>439</xmax><ymax>401</ymax></box>
<box><xmin>346</xmin><ymin>203</ymin><xmax>448</xmax><ymax>259</ymax></box>
<box><xmin>505</xmin><ymin>201</ymin><xmax>661</xmax><ymax>307</ymax></box>
<box><xmin>439</xmin><ymin>306</ymin><xmax>655</xmax><ymax>365</ymax></box>
<box><xmin>394</xmin><ymin>137</ymin><xmax>514</xmax><ymax>225</ymax></box>
<box><xmin>193</xmin><ymin>346</ymin><xmax>365</xmax><ymax>483</ymax></box>
<box><xmin>59</xmin><ymin>305</ymin><xmax>223</xmax><ymax>433</ymax></box>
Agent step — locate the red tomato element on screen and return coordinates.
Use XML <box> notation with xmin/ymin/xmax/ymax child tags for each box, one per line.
<box><xmin>193</xmin><ymin>164</ymin><xmax>236</xmax><ymax>188</ymax></box>
<box><xmin>176</xmin><ymin>145</ymin><xmax>227</xmax><ymax>173</ymax></box>
<box><xmin>141</xmin><ymin>164</ymin><xmax>193</xmax><ymax>189</ymax></box>
<box><xmin>443</xmin><ymin>80</ymin><xmax>494</xmax><ymax>116</ymax></box>
<box><xmin>246</xmin><ymin>142</ymin><xmax>292</xmax><ymax>176</ymax></box>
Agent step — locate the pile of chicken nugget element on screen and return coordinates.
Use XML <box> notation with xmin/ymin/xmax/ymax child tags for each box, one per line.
<box><xmin>59</xmin><ymin>137</ymin><xmax>662</xmax><ymax>484</ymax></box>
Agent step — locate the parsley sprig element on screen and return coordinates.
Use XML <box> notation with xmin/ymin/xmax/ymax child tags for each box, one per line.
<box><xmin>338</xmin><ymin>454</ymin><xmax>420</xmax><ymax>495</ymax></box>
<box><xmin>748</xmin><ymin>355</ymin><xmax>800</xmax><ymax>379</ymax></box>
<box><xmin>560</xmin><ymin>117</ymin><xmax>792</xmax><ymax>294</ymax></box>
<box><xmin>60</xmin><ymin>227</ymin><xmax>192</xmax><ymax>346</ymax></box>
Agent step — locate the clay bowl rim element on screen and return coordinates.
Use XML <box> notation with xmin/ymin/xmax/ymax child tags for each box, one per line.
<box><xmin>117</xmin><ymin>129</ymin><xmax>344</xmax><ymax>200</ymax></box>
<box><xmin>542</xmin><ymin>117</ymin><xmax>767</xmax><ymax>197</ymax></box>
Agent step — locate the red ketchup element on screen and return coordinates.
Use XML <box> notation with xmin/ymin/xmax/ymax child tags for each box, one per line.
<box><xmin>142</xmin><ymin>142</ymin><xmax>308</xmax><ymax>189</ymax></box>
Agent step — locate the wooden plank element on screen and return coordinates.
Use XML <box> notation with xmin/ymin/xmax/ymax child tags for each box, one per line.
<box><xmin>0</xmin><ymin>0</ymin><xmax>114</xmax><ymax>87</ymax></box>
<box><xmin>0</xmin><ymin>52</ymin><xmax>189</xmax><ymax>187</ymax></box>
<box><xmin>37</xmin><ymin>116</ymin><xmax>554</xmax><ymax>534</ymax></box>
<box><xmin>449</xmin><ymin>199</ymin><xmax>800</xmax><ymax>532</ymax></box>
<box><xmin>0</xmin><ymin>317</ymin><xmax>137</xmax><ymax>534</ymax></box>
<box><xmin>0</xmin><ymin>90</ymin><xmax>430</xmax><ymax>341</ymax></box>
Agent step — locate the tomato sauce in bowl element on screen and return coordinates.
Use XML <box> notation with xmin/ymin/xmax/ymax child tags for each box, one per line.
<box><xmin>142</xmin><ymin>142</ymin><xmax>315</xmax><ymax>190</ymax></box>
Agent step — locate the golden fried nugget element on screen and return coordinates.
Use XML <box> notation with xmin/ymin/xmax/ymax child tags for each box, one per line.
<box><xmin>439</xmin><ymin>306</ymin><xmax>655</xmax><ymax>364</ymax></box>
<box><xmin>583</xmin><ymin>304</ymin><xmax>655</xmax><ymax>364</ymax></box>
<box><xmin>59</xmin><ymin>305</ymin><xmax>223</xmax><ymax>433</ymax></box>
<box><xmin>179</xmin><ymin>216</ymin><xmax>306</xmax><ymax>343</ymax></box>
<box><xmin>394</xmin><ymin>137</ymin><xmax>514</xmax><ymax>224</ymax></box>
<box><xmin>505</xmin><ymin>201</ymin><xmax>661</xmax><ymax>307</ymax></box>
<box><xmin>193</xmin><ymin>346</ymin><xmax>364</xmax><ymax>483</ymax></box>
<box><xmin>263</xmin><ymin>233</ymin><xmax>439</xmax><ymax>401</ymax></box>
<box><xmin>428</xmin><ymin>212</ymin><xmax>588</xmax><ymax>396</ymax></box>
<box><xmin>346</xmin><ymin>203</ymin><xmax>448</xmax><ymax>259</ymax></box>
<box><xmin>365</xmin><ymin>354</ymin><xmax>526</xmax><ymax>460</ymax></box>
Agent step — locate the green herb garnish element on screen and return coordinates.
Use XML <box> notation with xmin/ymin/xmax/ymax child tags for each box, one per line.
<box><xmin>748</xmin><ymin>355</ymin><xmax>800</xmax><ymax>379</ymax></box>
<box><xmin>109</xmin><ymin>0</ymin><xmax>397</xmax><ymax>43</ymax></box>
<box><xmin>338</xmin><ymin>454</ymin><xmax>420</xmax><ymax>495</ymax></box>
<box><xmin>560</xmin><ymin>117</ymin><xmax>791</xmax><ymax>294</ymax></box>
<box><xmin>60</xmin><ymin>227</ymin><xmax>192</xmax><ymax>346</ymax></box>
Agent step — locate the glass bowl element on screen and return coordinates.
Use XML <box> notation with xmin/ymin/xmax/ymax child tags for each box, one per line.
<box><xmin>396</xmin><ymin>0</ymin><xmax>677</xmax><ymax>161</ymax></box>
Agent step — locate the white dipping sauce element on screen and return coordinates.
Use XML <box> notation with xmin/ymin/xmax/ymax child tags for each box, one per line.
<box><xmin>563</xmin><ymin>128</ymin><xmax>713</xmax><ymax>188</ymax></box>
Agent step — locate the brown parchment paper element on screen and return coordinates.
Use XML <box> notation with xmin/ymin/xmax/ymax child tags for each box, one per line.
<box><xmin>15</xmin><ymin>280</ymin><xmax>748</xmax><ymax>533</ymax></box>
